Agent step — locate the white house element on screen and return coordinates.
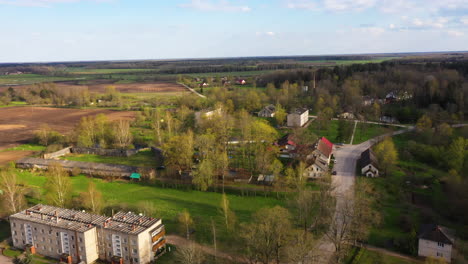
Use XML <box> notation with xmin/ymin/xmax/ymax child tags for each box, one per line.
<box><xmin>338</xmin><ymin>112</ymin><xmax>355</xmax><ymax>119</ymax></box>
<box><xmin>304</xmin><ymin>157</ymin><xmax>328</xmax><ymax>178</ymax></box>
<box><xmin>418</xmin><ymin>224</ymin><xmax>455</xmax><ymax>263</ymax></box>
<box><xmin>287</xmin><ymin>108</ymin><xmax>309</xmax><ymax>127</ymax></box>
<box><xmin>258</xmin><ymin>105</ymin><xmax>276</xmax><ymax>118</ymax></box>
<box><xmin>359</xmin><ymin>148</ymin><xmax>379</xmax><ymax>177</ymax></box>
<box><xmin>195</xmin><ymin>108</ymin><xmax>222</xmax><ymax>124</ymax></box>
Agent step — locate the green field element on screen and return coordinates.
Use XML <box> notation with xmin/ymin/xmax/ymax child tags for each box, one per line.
<box><xmin>0</xmin><ymin>101</ymin><xmax>28</xmax><ymax>108</ymax></box>
<box><xmin>60</xmin><ymin>150</ymin><xmax>159</xmax><ymax>167</ymax></box>
<box><xmin>0</xmin><ymin>144</ymin><xmax>46</xmax><ymax>152</ymax></box>
<box><xmin>346</xmin><ymin>247</ymin><xmax>420</xmax><ymax>264</ymax></box>
<box><xmin>300</xmin><ymin>57</ymin><xmax>399</xmax><ymax>66</ymax></box>
<box><xmin>0</xmin><ymin>74</ymin><xmax>82</xmax><ymax>85</ymax></box>
<box><xmin>182</xmin><ymin>70</ymin><xmax>276</xmax><ymax>78</ymax></box>
<box><xmin>16</xmin><ymin>171</ymin><xmax>284</xmax><ymax>252</ymax></box>
<box><xmin>352</xmin><ymin>123</ymin><xmax>400</xmax><ymax>144</ymax></box>
<box><xmin>66</xmin><ymin>68</ymin><xmax>156</xmax><ymax>75</ymax></box>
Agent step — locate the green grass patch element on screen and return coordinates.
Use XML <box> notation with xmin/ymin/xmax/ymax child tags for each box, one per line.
<box><xmin>1</xmin><ymin>144</ymin><xmax>45</xmax><ymax>152</ymax></box>
<box><xmin>346</xmin><ymin>247</ymin><xmax>420</xmax><ymax>264</ymax></box>
<box><xmin>352</xmin><ymin>123</ymin><xmax>400</xmax><ymax>144</ymax></box>
<box><xmin>16</xmin><ymin>170</ymin><xmax>284</xmax><ymax>252</ymax></box>
<box><xmin>308</xmin><ymin>120</ymin><xmax>345</xmax><ymax>144</ymax></box>
<box><xmin>0</xmin><ymin>101</ymin><xmax>28</xmax><ymax>108</ymax></box>
<box><xmin>60</xmin><ymin>150</ymin><xmax>158</xmax><ymax>167</ymax></box>
<box><xmin>66</xmin><ymin>68</ymin><xmax>156</xmax><ymax>75</ymax></box>
<box><xmin>3</xmin><ymin>248</ymin><xmax>21</xmax><ymax>258</ymax></box>
<box><xmin>0</xmin><ymin>74</ymin><xmax>83</xmax><ymax>85</ymax></box>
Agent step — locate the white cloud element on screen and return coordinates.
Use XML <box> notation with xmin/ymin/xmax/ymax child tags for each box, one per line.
<box><xmin>286</xmin><ymin>0</ymin><xmax>375</xmax><ymax>12</ymax></box>
<box><xmin>409</xmin><ymin>17</ymin><xmax>449</xmax><ymax>29</ymax></box>
<box><xmin>353</xmin><ymin>26</ymin><xmax>385</xmax><ymax>36</ymax></box>
<box><xmin>461</xmin><ymin>17</ymin><xmax>468</xmax><ymax>25</ymax></box>
<box><xmin>0</xmin><ymin>0</ymin><xmax>110</xmax><ymax>7</ymax></box>
<box><xmin>256</xmin><ymin>31</ymin><xmax>276</xmax><ymax>37</ymax></box>
<box><xmin>447</xmin><ymin>30</ymin><xmax>464</xmax><ymax>37</ymax></box>
<box><xmin>179</xmin><ymin>0</ymin><xmax>251</xmax><ymax>12</ymax></box>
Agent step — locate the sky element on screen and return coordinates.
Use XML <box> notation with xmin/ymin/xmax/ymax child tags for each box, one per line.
<box><xmin>1</xmin><ymin>0</ymin><xmax>468</xmax><ymax>62</ymax></box>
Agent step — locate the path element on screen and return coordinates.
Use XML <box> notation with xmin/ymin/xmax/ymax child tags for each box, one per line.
<box><xmin>0</xmin><ymin>254</ymin><xmax>13</xmax><ymax>264</ymax></box>
<box><xmin>349</xmin><ymin>121</ymin><xmax>358</xmax><ymax>145</ymax></box>
<box><xmin>166</xmin><ymin>235</ymin><xmax>247</xmax><ymax>263</ymax></box>
<box><xmin>311</xmin><ymin>127</ymin><xmax>415</xmax><ymax>263</ymax></box>
<box><xmin>362</xmin><ymin>244</ymin><xmax>422</xmax><ymax>263</ymax></box>
<box><xmin>177</xmin><ymin>83</ymin><xmax>207</xmax><ymax>99</ymax></box>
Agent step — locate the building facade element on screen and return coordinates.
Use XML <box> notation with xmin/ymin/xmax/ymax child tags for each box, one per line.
<box><xmin>418</xmin><ymin>224</ymin><xmax>455</xmax><ymax>263</ymax></box>
<box><xmin>10</xmin><ymin>205</ymin><xmax>166</xmax><ymax>264</ymax></box>
<box><xmin>287</xmin><ymin>108</ymin><xmax>309</xmax><ymax>127</ymax></box>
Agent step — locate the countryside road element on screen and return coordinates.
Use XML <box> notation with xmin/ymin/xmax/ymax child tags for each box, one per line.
<box><xmin>312</xmin><ymin>127</ymin><xmax>415</xmax><ymax>263</ymax></box>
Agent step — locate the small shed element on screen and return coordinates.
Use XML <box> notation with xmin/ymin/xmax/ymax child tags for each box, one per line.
<box><xmin>130</xmin><ymin>173</ymin><xmax>141</xmax><ymax>181</ymax></box>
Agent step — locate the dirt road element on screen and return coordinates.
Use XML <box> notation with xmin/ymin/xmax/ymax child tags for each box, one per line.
<box><xmin>0</xmin><ymin>254</ymin><xmax>13</xmax><ymax>264</ymax></box>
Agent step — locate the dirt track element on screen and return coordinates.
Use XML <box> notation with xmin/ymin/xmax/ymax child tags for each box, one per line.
<box><xmin>0</xmin><ymin>106</ymin><xmax>134</xmax><ymax>149</ymax></box>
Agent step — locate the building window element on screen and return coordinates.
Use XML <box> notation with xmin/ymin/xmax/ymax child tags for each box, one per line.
<box><xmin>438</xmin><ymin>242</ymin><xmax>445</xmax><ymax>247</ymax></box>
<box><xmin>133</xmin><ymin>258</ymin><xmax>139</xmax><ymax>263</ymax></box>
<box><xmin>41</xmin><ymin>229</ymin><xmax>44</xmax><ymax>234</ymax></box>
<box><xmin>437</xmin><ymin>252</ymin><xmax>443</xmax><ymax>257</ymax></box>
<box><xmin>79</xmin><ymin>238</ymin><xmax>83</xmax><ymax>243</ymax></box>
<box><xmin>13</xmin><ymin>223</ymin><xmax>16</xmax><ymax>227</ymax></box>
<box><xmin>133</xmin><ymin>249</ymin><xmax>137</xmax><ymax>254</ymax></box>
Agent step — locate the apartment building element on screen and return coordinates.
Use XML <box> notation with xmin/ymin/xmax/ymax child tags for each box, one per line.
<box><xmin>9</xmin><ymin>204</ymin><xmax>166</xmax><ymax>264</ymax></box>
<box><xmin>287</xmin><ymin>108</ymin><xmax>309</xmax><ymax>127</ymax></box>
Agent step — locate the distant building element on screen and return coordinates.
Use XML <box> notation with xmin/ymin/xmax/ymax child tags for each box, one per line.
<box><xmin>338</xmin><ymin>112</ymin><xmax>355</xmax><ymax>119</ymax></box>
<box><xmin>380</xmin><ymin>115</ymin><xmax>398</xmax><ymax>123</ymax></box>
<box><xmin>195</xmin><ymin>108</ymin><xmax>223</xmax><ymax>124</ymax></box>
<box><xmin>9</xmin><ymin>204</ymin><xmax>166</xmax><ymax>264</ymax></box>
<box><xmin>359</xmin><ymin>148</ymin><xmax>379</xmax><ymax>177</ymax></box>
<box><xmin>287</xmin><ymin>108</ymin><xmax>309</xmax><ymax>127</ymax></box>
<box><xmin>276</xmin><ymin>134</ymin><xmax>297</xmax><ymax>158</ymax></box>
<box><xmin>418</xmin><ymin>224</ymin><xmax>455</xmax><ymax>263</ymax></box>
<box><xmin>258</xmin><ymin>105</ymin><xmax>276</xmax><ymax>118</ymax></box>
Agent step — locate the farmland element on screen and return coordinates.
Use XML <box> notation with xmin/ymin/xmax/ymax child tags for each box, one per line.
<box><xmin>0</xmin><ymin>106</ymin><xmax>134</xmax><ymax>149</ymax></box>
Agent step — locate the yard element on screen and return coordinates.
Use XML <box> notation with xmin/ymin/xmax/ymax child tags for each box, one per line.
<box><xmin>60</xmin><ymin>149</ymin><xmax>160</xmax><ymax>168</ymax></box>
<box><xmin>352</xmin><ymin>122</ymin><xmax>400</xmax><ymax>144</ymax></box>
<box><xmin>345</xmin><ymin>247</ymin><xmax>421</xmax><ymax>264</ymax></box>
<box><xmin>16</xmin><ymin>170</ymin><xmax>284</xmax><ymax>253</ymax></box>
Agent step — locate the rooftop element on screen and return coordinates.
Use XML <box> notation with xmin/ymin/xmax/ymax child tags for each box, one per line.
<box><xmin>10</xmin><ymin>204</ymin><xmax>161</xmax><ymax>235</ymax></box>
<box><xmin>419</xmin><ymin>224</ymin><xmax>455</xmax><ymax>245</ymax></box>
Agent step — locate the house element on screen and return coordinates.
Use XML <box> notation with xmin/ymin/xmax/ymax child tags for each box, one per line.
<box><xmin>287</xmin><ymin>108</ymin><xmax>309</xmax><ymax>127</ymax></box>
<box><xmin>199</xmin><ymin>82</ymin><xmax>209</xmax><ymax>87</ymax></box>
<box><xmin>338</xmin><ymin>112</ymin><xmax>355</xmax><ymax>119</ymax></box>
<box><xmin>418</xmin><ymin>224</ymin><xmax>455</xmax><ymax>263</ymax></box>
<box><xmin>195</xmin><ymin>108</ymin><xmax>223</xmax><ymax>124</ymax></box>
<box><xmin>380</xmin><ymin>115</ymin><xmax>398</xmax><ymax>123</ymax></box>
<box><xmin>276</xmin><ymin>134</ymin><xmax>297</xmax><ymax>158</ymax></box>
<box><xmin>359</xmin><ymin>149</ymin><xmax>379</xmax><ymax>177</ymax></box>
<box><xmin>313</xmin><ymin>137</ymin><xmax>334</xmax><ymax>165</ymax></box>
<box><xmin>9</xmin><ymin>204</ymin><xmax>166</xmax><ymax>264</ymax></box>
<box><xmin>304</xmin><ymin>157</ymin><xmax>329</xmax><ymax>178</ymax></box>
<box><xmin>258</xmin><ymin>105</ymin><xmax>276</xmax><ymax>118</ymax></box>
<box><xmin>256</xmin><ymin>174</ymin><xmax>275</xmax><ymax>185</ymax></box>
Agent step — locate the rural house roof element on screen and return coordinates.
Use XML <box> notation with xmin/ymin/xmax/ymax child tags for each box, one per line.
<box><xmin>316</xmin><ymin>137</ymin><xmax>333</xmax><ymax>158</ymax></box>
<box><xmin>277</xmin><ymin>134</ymin><xmax>297</xmax><ymax>147</ymax></box>
<box><xmin>261</xmin><ymin>104</ymin><xmax>276</xmax><ymax>113</ymax></box>
<box><xmin>359</xmin><ymin>148</ymin><xmax>378</xmax><ymax>169</ymax></box>
<box><xmin>419</xmin><ymin>224</ymin><xmax>455</xmax><ymax>245</ymax></box>
<box><xmin>290</xmin><ymin>108</ymin><xmax>308</xmax><ymax>115</ymax></box>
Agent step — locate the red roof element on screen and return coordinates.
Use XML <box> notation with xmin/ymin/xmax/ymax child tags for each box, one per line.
<box><xmin>317</xmin><ymin>137</ymin><xmax>333</xmax><ymax>158</ymax></box>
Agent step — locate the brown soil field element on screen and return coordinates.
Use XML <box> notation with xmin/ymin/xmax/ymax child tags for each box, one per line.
<box><xmin>1</xmin><ymin>81</ymin><xmax>188</xmax><ymax>94</ymax></box>
<box><xmin>0</xmin><ymin>107</ymin><xmax>135</xmax><ymax>149</ymax></box>
<box><xmin>0</xmin><ymin>151</ymin><xmax>35</xmax><ymax>165</ymax></box>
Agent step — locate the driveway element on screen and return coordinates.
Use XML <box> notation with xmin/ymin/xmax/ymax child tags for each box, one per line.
<box><xmin>0</xmin><ymin>254</ymin><xmax>13</xmax><ymax>264</ymax></box>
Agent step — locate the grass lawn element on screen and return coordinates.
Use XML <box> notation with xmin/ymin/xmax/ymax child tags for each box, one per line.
<box><xmin>346</xmin><ymin>247</ymin><xmax>420</xmax><ymax>264</ymax></box>
<box><xmin>0</xmin><ymin>74</ymin><xmax>82</xmax><ymax>85</ymax></box>
<box><xmin>66</xmin><ymin>68</ymin><xmax>156</xmax><ymax>75</ymax></box>
<box><xmin>1</xmin><ymin>144</ymin><xmax>46</xmax><ymax>152</ymax></box>
<box><xmin>16</xmin><ymin>170</ymin><xmax>284</xmax><ymax>253</ymax></box>
<box><xmin>308</xmin><ymin>120</ymin><xmax>347</xmax><ymax>144</ymax></box>
<box><xmin>60</xmin><ymin>149</ymin><xmax>159</xmax><ymax>167</ymax></box>
<box><xmin>352</xmin><ymin>123</ymin><xmax>400</xmax><ymax>144</ymax></box>
<box><xmin>3</xmin><ymin>248</ymin><xmax>21</xmax><ymax>258</ymax></box>
<box><xmin>0</xmin><ymin>101</ymin><xmax>28</xmax><ymax>108</ymax></box>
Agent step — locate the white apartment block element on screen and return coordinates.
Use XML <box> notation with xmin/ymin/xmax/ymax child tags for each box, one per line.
<box><xmin>9</xmin><ymin>205</ymin><xmax>166</xmax><ymax>264</ymax></box>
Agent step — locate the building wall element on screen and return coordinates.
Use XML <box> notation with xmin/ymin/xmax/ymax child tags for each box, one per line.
<box><xmin>418</xmin><ymin>239</ymin><xmax>452</xmax><ymax>263</ymax></box>
<box><xmin>9</xmin><ymin>217</ymin><xmax>98</xmax><ymax>264</ymax></box>
<box><xmin>287</xmin><ymin>111</ymin><xmax>309</xmax><ymax>127</ymax></box>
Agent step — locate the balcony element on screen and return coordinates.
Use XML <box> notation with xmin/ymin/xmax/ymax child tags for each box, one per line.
<box><xmin>152</xmin><ymin>239</ymin><xmax>166</xmax><ymax>252</ymax></box>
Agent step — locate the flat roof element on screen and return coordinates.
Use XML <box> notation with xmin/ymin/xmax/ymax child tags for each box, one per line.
<box><xmin>10</xmin><ymin>204</ymin><xmax>161</xmax><ymax>235</ymax></box>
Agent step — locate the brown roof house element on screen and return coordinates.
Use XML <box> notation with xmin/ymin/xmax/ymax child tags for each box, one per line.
<box><xmin>418</xmin><ymin>224</ymin><xmax>455</xmax><ymax>263</ymax></box>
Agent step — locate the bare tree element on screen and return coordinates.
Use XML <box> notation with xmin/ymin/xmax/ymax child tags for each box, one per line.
<box><xmin>326</xmin><ymin>193</ymin><xmax>354</xmax><ymax>263</ymax></box>
<box><xmin>175</xmin><ymin>242</ymin><xmax>205</xmax><ymax>264</ymax></box>
<box><xmin>114</xmin><ymin>119</ymin><xmax>133</xmax><ymax>149</ymax></box>
<box><xmin>0</xmin><ymin>167</ymin><xmax>26</xmax><ymax>214</ymax></box>
<box><xmin>79</xmin><ymin>181</ymin><xmax>104</xmax><ymax>214</ymax></box>
<box><xmin>220</xmin><ymin>193</ymin><xmax>236</xmax><ymax>231</ymax></box>
<box><xmin>45</xmin><ymin>163</ymin><xmax>72</xmax><ymax>208</ymax></box>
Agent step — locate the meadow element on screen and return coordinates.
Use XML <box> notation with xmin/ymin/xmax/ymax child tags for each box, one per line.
<box><xmin>60</xmin><ymin>150</ymin><xmax>160</xmax><ymax>168</ymax></box>
<box><xmin>16</xmin><ymin>171</ymin><xmax>285</xmax><ymax>252</ymax></box>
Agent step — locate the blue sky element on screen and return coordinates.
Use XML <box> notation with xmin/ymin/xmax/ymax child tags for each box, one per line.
<box><xmin>1</xmin><ymin>0</ymin><xmax>468</xmax><ymax>62</ymax></box>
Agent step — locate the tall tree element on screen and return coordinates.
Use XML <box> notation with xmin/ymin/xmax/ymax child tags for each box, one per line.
<box><xmin>164</xmin><ymin>130</ymin><xmax>194</xmax><ymax>176</ymax></box>
<box><xmin>0</xmin><ymin>167</ymin><xmax>26</xmax><ymax>214</ymax></box>
<box><xmin>178</xmin><ymin>209</ymin><xmax>194</xmax><ymax>240</ymax></box>
<box><xmin>79</xmin><ymin>181</ymin><xmax>103</xmax><ymax>214</ymax></box>
<box><xmin>175</xmin><ymin>243</ymin><xmax>205</xmax><ymax>264</ymax></box>
<box><xmin>44</xmin><ymin>163</ymin><xmax>72</xmax><ymax>208</ymax></box>
<box><xmin>374</xmin><ymin>137</ymin><xmax>398</xmax><ymax>175</ymax></box>
<box><xmin>114</xmin><ymin>120</ymin><xmax>133</xmax><ymax>149</ymax></box>
<box><xmin>445</xmin><ymin>137</ymin><xmax>467</xmax><ymax>173</ymax></box>
<box><xmin>192</xmin><ymin>159</ymin><xmax>214</xmax><ymax>191</ymax></box>
<box><xmin>220</xmin><ymin>193</ymin><xmax>236</xmax><ymax>231</ymax></box>
<box><xmin>274</xmin><ymin>103</ymin><xmax>287</xmax><ymax>126</ymax></box>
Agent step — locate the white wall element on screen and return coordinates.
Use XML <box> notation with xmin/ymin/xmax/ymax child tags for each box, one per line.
<box><xmin>418</xmin><ymin>239</ymin><xmax>452</xmax><ymax>263</ymax></box>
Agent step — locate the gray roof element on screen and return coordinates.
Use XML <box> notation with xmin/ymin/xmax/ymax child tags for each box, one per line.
<box><xmin>419</xmin><ymin>224</ymin><xmax>455</xmax><ymax>245</ymax></box>
<box><xmin>290</xmin><ymin>108</ymin><xmax>308</xmax><ymax>115</ymax></box>
<box><xmin>10</xmin><ymin>204</ymin><xmax>161</xmax><ymax>235</ymax></box>
<box><xmin>359</xmin><ymin>149</ymin><xmax>378</xmax><ymax>169</ymax></box>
